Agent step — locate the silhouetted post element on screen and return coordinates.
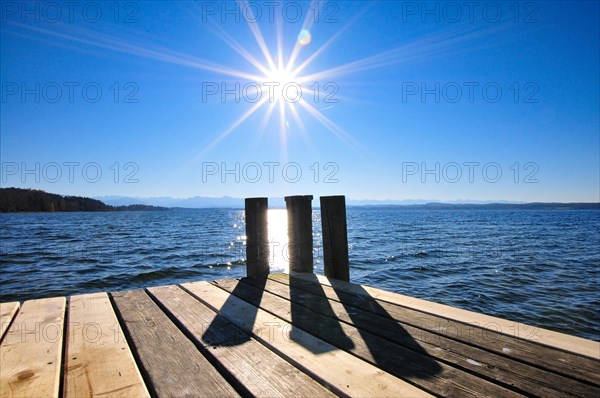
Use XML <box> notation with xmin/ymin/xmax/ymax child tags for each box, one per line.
<box><xmin>320</xmin><ymin>195</ymin><xmax>350</xmax><ymax>281</ymax></box>
<box><xmin>285</xmin><ymin>195</ymin><xmax>314</xmax><ymax>273</ymax></box>
<box><xmin>245</xmin><ymin>197</ymin><xmax>269</xmax><ymax>277</ymax></box>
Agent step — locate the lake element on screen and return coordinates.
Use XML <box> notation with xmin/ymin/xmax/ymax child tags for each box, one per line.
<box><xmin>0</xmin><ymin>208</ymin><xmax>598</xmax><ymax>340</ymax></box>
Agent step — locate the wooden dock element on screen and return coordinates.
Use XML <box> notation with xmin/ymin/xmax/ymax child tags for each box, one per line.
<box><xmin>1</xmin><ymin>273</ymin><xmax>599</xmax><ymax>397</ymax></box>
<box><xmin>2</xmin><ymin>195</ymin><xmax>599</xmax><ymax>397</ymax></box>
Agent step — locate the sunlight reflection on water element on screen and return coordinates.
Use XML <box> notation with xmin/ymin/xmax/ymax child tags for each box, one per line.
<box><xmin>268</xmin><ymin>209</ymin><xmax>289</xmax><ymax>273</ymax></box>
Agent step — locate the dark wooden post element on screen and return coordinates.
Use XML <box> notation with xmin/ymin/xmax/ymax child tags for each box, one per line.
<box><xmin>245</xmin><ymin>197</ymin><xmax>269</xmax><ymax>277</ymax></box>
<box><xmin>285</xmin><ymin>195</ymin><xmax>314</xmax><ymax>273</ymax></box>
<box><xmin>320</xmin><ymin>195</ymin><xmax>350</xmax><ymax>281</ymax></box>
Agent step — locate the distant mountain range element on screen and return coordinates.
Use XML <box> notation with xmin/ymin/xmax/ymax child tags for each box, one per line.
<box><xmin>97</xmin><ymin>195</ymin><xmax>251</xmax><ymax>208</ymax></box>
<box><xmin>96</xmin><ymin>195</ymin><xmax>599</xmax><ymax>210</ymax></box>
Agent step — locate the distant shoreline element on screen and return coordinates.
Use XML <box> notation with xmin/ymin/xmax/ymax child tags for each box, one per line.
<box><xmin>346</xmin><ymin>203</ymin><xmax>600</xmax><ymax>210</ymax></box>
<box><xmin>0</xmin><ymin>188</ymin><xmax>168</xmax><ymax>213</ymax></box>
<box><xmin>1</xmin><ymin>188</ymin><xmax>597</xmax><ymax>213</ymax></box>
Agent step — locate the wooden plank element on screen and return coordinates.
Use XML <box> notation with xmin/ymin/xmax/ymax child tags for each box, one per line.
<box><xmin>320</xmin><ymin>195</ymin><xmax>350</xmax><ymax>281</ymax></box>
<box><xmin>214</xmin><ymin>278</ymin><xmax>524</xmax><ymax>398</ymax></box>
<box><xmin>64</xmin><ymin>292</ymin><xmax>149</xmax><ymax>398</ymax></box>
<box><xmin>246</xmin><ymin>276</ymin><xmax>598</xmax><ymax>398</ymax></box>
<box><xmin>0</xmin><ymin>303</ymin><xmax>19</xmax><ymax>342</ymax></box>
<box><xmin>274</xmin><ymin>273</ymin><xmax>600</xmax><ymax>385</ymax></box>
<box><xmin>182</xmin><ymin>281</ymin><xmax>432</xmax><ymax>398</ymax></box>
<box><xmin>147</xmin><ymin>284</ymin><xmax>335</xmax><ymax>398</ymax></box>
<box><xmin>110</xmin><ymin>289</ymin><xmax>239</xmax><ymax>397</ymax></box>
<box><xmin>289</xmin><ymin>272</ymin><xmax>600</xmax><ymax>360</ymax></box>
<box><xmin>0</xmin><ymin>297</ymin><xmax>65</xmax><ymax>398</ymax></box>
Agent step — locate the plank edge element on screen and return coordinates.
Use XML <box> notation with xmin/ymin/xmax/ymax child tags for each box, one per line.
<box><xmin>0</xmin><ymin>302</ymin><xmax>20</xmax><ymax>342</ymax></box>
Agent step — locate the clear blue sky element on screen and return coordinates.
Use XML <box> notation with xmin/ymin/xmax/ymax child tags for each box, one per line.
<box><xmin>1</xmin><ymin>1</ymin><xmax>598</xmax><ymax>202</ymax></box>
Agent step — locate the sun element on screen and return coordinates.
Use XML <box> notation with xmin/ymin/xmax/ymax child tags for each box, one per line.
<box><xmin>191</xmin><ymin>9</ymin><xmax>368</xmax><ymax>160</ymax></box>
<box><xmin>265</xmin><ymin>67</ymin><xmax>296</xmax><ymax>88</ymax></box>
<box><xmin>261</xmin><ymin>67</ymin><xmax>299</xmax><ymax>104</ymax></box>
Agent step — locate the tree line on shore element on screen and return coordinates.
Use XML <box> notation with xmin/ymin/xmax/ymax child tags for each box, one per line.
<box><xmin>0</xmin><ymin>188</ymin><xmax>166</xmax><ymax>213</ymax></box>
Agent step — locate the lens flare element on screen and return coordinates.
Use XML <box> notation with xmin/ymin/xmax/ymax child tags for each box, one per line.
<box><xmin>297</xmin><ymin>30</ymin><xmax>312</xmax><ymax>46</ymax></box>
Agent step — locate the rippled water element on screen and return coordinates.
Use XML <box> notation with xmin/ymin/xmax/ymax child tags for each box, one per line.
<box><xmin>1</xmin><ymin>208</ymin><xmax>598</xmax><ymax>340</ymax></box>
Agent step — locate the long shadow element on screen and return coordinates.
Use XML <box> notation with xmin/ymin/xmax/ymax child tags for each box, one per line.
<box><xmin>288</xmin><ymin>272</ymin><xmax>355</xmax><ymax>353</ymax></box>
<box><xmin>202</xmin><ymin>271</ymin><xmax>444</xmax><ymax>392</ymax></box>
<box><xmin>207</xmin><ymin>274</ymin><xmax>353</xmax><ymax>354</ymax></box>
<box><xmin>201</xmin><ymin>276</ymin><xmax>266</xmax><ymax>346</ymax></box>
<box><xmin>285</xmin><ymin>273</ymin><xmax>443</xmax><ymax>390</ymax></box>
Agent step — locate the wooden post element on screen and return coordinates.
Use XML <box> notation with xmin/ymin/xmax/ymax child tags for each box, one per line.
<box><xmin>245</xmin><ymin>197</ymin><xmax>269</xmax><ymax>277</ymax></box>
<box><xmin>285</xmin><ymin>195</ymin><xmax>314</xmax><ymax>273</ymax></box>
<box><xmin>320</xmin><ymin>195</ymin><xmax>350</xmax><ymax>281</ymax></box>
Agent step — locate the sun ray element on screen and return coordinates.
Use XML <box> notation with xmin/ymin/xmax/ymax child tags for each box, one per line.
<box><xmin>287</xmin><ymin>102</ymin><xmax>312</xmax><ymax>148</ymax></box>
<box><xmin>300</xmin><ymin>23</ymin><xmax>510</xmax><ymax>83</ymax></box>
<box><xmin>205</xmin><ymin>20</ymin><xmax>271</xmax><ymax>76</ymax></box>
<box><xmin>4</xmin><ymin>21</ymin><xmax>264</xmax><ymax>82</ymax></box>
<box><xmin>284</xmin><ymin>0</ymin><xmax>321</xmax><ymax>74</ymax></box>
<box><xmin>278</xmin><ymin>100</ymin><xmax>288</xmax><ymax>162</ymax></box>
<box><xmin>291</xmin><ymin>7</ymin><xmax>367</xmax><ymax>78</ymax></box>
<box><xmin>196</xmin><ymin>96</ymin><xmax>270</xmax><ymax>159</ymax></box>
<box><xmin>238</xmin><ymin>0</ymin><xmax>277</xmax><ymax>71</ymax></box>
<box><xmin>275</xmin><ymin>8</ymin><xmax>285</xmax><ymax>71</ymax></box>
<box><xmin>296</xmin><ymin>98</ymin><xmax>369</xmax><ymax>157</ymax></box>
<box><xmin>258</xmin><ymin>101</ymin><xmax>278</xmax><ymax>139</ymax></box>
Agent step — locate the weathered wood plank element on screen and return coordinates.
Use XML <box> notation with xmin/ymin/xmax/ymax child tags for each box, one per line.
<box><xmin>0</xmin><ymin>302</ymin><xmax>19</xmax><ymax>342</ymax></box>
<box><xmin>214</xmin><ymin>277</ymin><xmax>524</xmax><ymax>398</ymax></box>
<box><xmin>110</xmin><ymin>289</ymin><xmax>239</xmax><ymax>397</ymax></box>
<box><xmin>273</xmin><ymin>273</ymin><xmax>600</xmax><ymax>385</ymax></box>
<box><xmin>0</xmin><ymin>297</ymin><xmax>65</xmax><ymax>398</ymax></box>
<box><xmin>148</xmin><ymin>284</ymin><xmax>335</xmax><ymax>398</ymax></box>
<box><xmin>64</xmin><ymin>292</ymin><xmax>149</xmax><ymax>398</ymax></box>
<box><xmin>247</xmin><ymin>276</ymin><xmax>598</xmax><ymax>398</ymax></box>
<box><xmin>182</xmin><ymin>280</ymin><xmax>432</xmax><ymax>398</ymax></box>
<box><xmin>287</xmin><ymin>272</ymin><xmax>600</xmax><ymax>360</ymax></box>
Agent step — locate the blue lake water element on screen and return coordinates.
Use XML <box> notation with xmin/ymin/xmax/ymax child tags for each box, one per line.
<box><xmin>0</xmin><ymin>208</ymin><xmax>598</xmax><ymax>340</ymax></box>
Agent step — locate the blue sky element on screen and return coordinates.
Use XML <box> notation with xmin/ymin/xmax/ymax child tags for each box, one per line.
<box><xmin>1</xmin><ymin>1</ymin><xmax>598</xmax><ymax>202</ymax></box>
